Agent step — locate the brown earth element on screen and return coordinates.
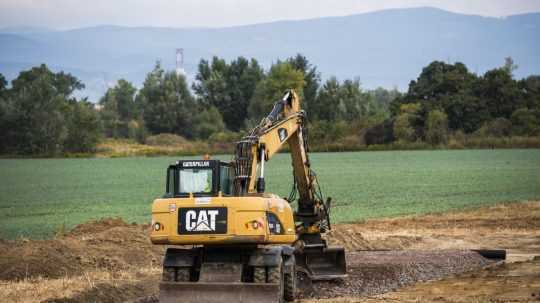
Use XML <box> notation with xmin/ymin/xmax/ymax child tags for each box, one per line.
<box><xmin>0</xmin><ymin>201</ymin><xmax>538</xmax><ymax>303</ymax></box>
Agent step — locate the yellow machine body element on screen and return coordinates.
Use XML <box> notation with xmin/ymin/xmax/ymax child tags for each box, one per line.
<box><xmin>150</xmin><ymin>194</ymin><xmax>296</xmax><ymax>245</ymax></box>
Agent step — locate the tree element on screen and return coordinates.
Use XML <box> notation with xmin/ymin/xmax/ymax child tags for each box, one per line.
<box><xmin>518</xmin><ymin>75</ymin><xmax>540</xmax><ymax>111</ymax></box>
<box><xmin>474</xmin><ymin>118</ymin><xmax>512</xmax><ymax>138</ymax></box>
<box><xmin>393</xmin><ymin>115</ymin><xmax>416</xmax><ymax>143</ymax></box>
<box><xmin>6</xmin><ymin>65</ymin><xmax>77</xmax><ymax>154</ymax></box>
<box><xmin>0</xmin><ymin>64</ymin><xmax>98</xmax><ymax>155</ymax></box>
<box><xmin>64</xmin><ymin>100</ymin><xmax>101</xmax><ymax>152</ymax></box>
<box><xmin>0</xmin><ymin>73</ymin><xmax>13</xmax><ymax>153</ymax></box>
<box><xmin>193</xmin><ymin>56</ymin><xmax>264</xmax><ymax>131</ymax></box>
<box><xmin>137</xmin><ymin>62</ymin><xmax>196</xmax><ymax>137</ymax></box>
<box><xmin>111</xmin><ymin>79</ymin><xmax>137</xmax><ymax>121</ymax></box>
<box><xmin>390</xmin><ymin>61</ymin><xmax>483</xmax><ymax>132</ymax></box>
<box><xmin>99</xmin><ymin>79</ymin><xmax>138</xmax><ymax>138</ymax></box>
<box><xmin>286</xmin><ymin>54</ymin><xmax>320</xmax><ymax>115</ymax></box>
<box><xmin>426</xmin><ymin>110</ymin><xmax>449</xmax><ymax>145</ymax></box>
<box><xmin>311</xmin><ymin>77</ymin><xmax>340</xmax><ymax>121</ymax></box>
<box><xmin>511</xmin><ymin>108</ymin><xmax>539</xmax><ymax>136</ymax></box>
<box><xmin>0</xmin><ymin>73</ymin><xmax>6</xmax><ymax>94</ymax></box>
<box><xmin>393</xmin><ymin>103</ymin><xmax>422</xmax><ymax>143</ymax></box>
<box><xmin>369</xmin><ymin>87</ymin><xmax>402</xmax><ymax>116</ymax></box>
<box><xmin>443</xmin><ymin>92</ymin><xmax>488</xmax><ymax>133</ymax></box>
<box><xmin>312</xmin><ymin>77</ymin><xmax>375</xmax><ymax>123</ymax></box>
<box><xmin>308</xmin><ymin>120</ymin><xmax>348</xmax><ymax>147</ymax></box>
<box><xmin>478</xmin><ymin>65</ymin><xmax>522</xmax><ymax>120</ymax></box>
<box><xmin>338</xmin><ymin>79</ymin><xmax>373</xmax><ymax>121</ymax></box>
<box><xmin>248</xmin><ymin>62</ymin><xmax>305</xmax><ymax>121</ymax></box>
<box><xmin>192</xmin><ymin>106</ymin><xmax>226</xmax><ymax>139</ymax></box>
<box><xmin>503</xmin><ymin>57</ymin><xmax>518</xmax><ymax>76</ymax></box>
<box><xmin>365</xmin><ymin>119</ymin><xmax>395</xmax><ymax>145</ymax></box>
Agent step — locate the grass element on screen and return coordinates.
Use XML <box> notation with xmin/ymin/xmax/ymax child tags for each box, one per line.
<box><xmin>0</xmin><ymin>149</ymin><xmax>539</xmax><ymax>239</ymax></box>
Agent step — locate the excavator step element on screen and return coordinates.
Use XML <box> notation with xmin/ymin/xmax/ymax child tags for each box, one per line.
<box><xmin>159</xmin><ymin>282</ymin><xmax>280</xmax><ymax>303</ymax></box>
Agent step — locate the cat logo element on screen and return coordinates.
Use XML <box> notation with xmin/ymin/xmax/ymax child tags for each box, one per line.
<box><xmin>185</xmin><ymin>209</ymin><xmax>218</xmax><ymax>231</ymax></box>
<box><xmin>179</xmin><ymin>207</ymin><xmax>227</xmax><ymax>234</ymax></box>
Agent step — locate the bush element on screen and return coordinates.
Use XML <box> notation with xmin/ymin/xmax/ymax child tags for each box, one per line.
<box><xmin>393</xmin><ymin>114</ymin><xmax>416</xmax><ymax>143</ymax></box>
<box><xmin>208</xmin><ymin>131</ymin><xmax>243</xmax><ymax>143</ymax></box>
<box><xmin>393</xmin><ymin>103</ymin><xmax>422</xmax><ymax>143</ymax></box>
<box><xmin>364</xmin><ymin>119</ymin><xmax>395</xmax><ymax>145</ymax></box>
<box><xmin>473</xmin><ymin>118</ymin><xmax>512</xmax><ymax>138</ymax></box>
<box><xmin>145</xmin><ymin>133</ymin><xmax>188</xmax><ymax>146</ymax></box>
<box><xmin>64</xmin><ymin>102</ymin><xmax>101</xmax><ymax>153</ymax></box>
<box><xmin>511</xmin><ymin>108</ymin><xmax>539</xmax><ymax>136</ymax></box>
<box><xmin>308</xmin><ymin>120</ymin><xmax>348</xmax><ymax>147</ymax></box>
<box><xmin>193</xmin><ymin>107</ymin><xmax>226</xmax><ymax>139</ymax></box>
<box><xmin>127</xmin><ymin>119</ymin><xmax>148</xmax><ymax>143</ymax></box>
<box><xmin>448</xmin><ymin>130</ymin><xmax>466</xmax><ymax>149</ymax></box>
<box><xmin>426</xmin><ymin>110</ymin><xmax>449</xmax><ymax>145</ymax></box>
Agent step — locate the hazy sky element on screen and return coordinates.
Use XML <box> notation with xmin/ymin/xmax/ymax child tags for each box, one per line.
<box><xmin>1</xmin><ymin>0</ymin><xmax>540</xmax><ymax>29</ymax></box>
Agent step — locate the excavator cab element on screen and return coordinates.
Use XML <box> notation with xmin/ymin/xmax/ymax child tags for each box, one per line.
<box><xmin>164</xmin><ymin>160</ymin><xmax>233</xmax><ymax>198</ymax></box>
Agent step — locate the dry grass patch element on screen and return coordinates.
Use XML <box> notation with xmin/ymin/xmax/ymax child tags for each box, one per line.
<box><xmin>0</xmin><ymin>267</ymin><xmax>160</xmax><ymax>303</ymax></box>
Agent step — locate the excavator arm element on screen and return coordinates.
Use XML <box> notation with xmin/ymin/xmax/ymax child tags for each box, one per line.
<box><xmin>233</xmin><ymin>90</ymin><xmax>346</xmax><ymax>280</ymax></box>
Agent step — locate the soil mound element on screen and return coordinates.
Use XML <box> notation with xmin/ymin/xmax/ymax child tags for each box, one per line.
<box><xmin>0</xmin><ymin>218</ymin><xmax>163</xmax><ymax>281</ymax></box>
<box><xmin>67</xmin><ymin>217</ymin><xmax>133</xmax><ymax>236</ymax></box>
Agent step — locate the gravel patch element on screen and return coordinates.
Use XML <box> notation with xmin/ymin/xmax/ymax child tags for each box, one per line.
<box><xmin>297</xmin><ymin>250</ymin><xmax>494</xmax><ymax>299</ymax></box>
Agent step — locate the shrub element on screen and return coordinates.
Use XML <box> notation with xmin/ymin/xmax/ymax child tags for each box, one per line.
<box><xmin>364</xmin><ymin>119</ymin><xmax>394</xmax><ymax>145</ymax></box>
<box><xmin>308</xmin><ymin>120</ymin><xmax>348</xmax><ymax>148</ymax></box>
<box><xmin>145</xmin><ymin>133</ymin><xmax>188</xmax><ymax>146</ymax></box>
<box><xmin>393</xmin><ymin>114</ymin><xmax>416</xmax><ymax>143</ymax></box>
<box><xmin>127</xmin><ymin>119</ymin><xmax>148</xmax><ymax>143</ymax></box>
<box><xmin>64</xmin><ymin>102</ymin><xmax>101</xmax><ymax>153</ymax></box>
<box><xmin>426</xmin><ymin>110</ymin><xmax>449</xmax><ymax>145</ymax></box>
<box><xmin>473</xmin><ymin>118</ymin><xmax>512</xmax><ymax>138</ymax></box>
<box><xmin>511</xmin><ymin>108</ymin><xmax>539</xmax><ymax>136</ymax></box>
<box><xmin>448</xmin><ymin>130</ymin><xmax>466</xmax><ymax>149</ymax></box>
<box><xmin>208</xmin><ymin>131</ymin><xmax>243</xmax><ymax>143</ymax></box>
<box><xmin>193</xmin><ymin>107</ymin><xmax>226</xmax><ymax>140</ymax></box>
<box><xmin>393</xmin><ymin>103</ymin><xmax>422</xmax><ymax>143</ymax></box>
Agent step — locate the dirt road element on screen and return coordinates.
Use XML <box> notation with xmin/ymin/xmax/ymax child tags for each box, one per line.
<box><xmin>308</xmin><ymin>200</ymin><xmax>540</xmax><ymax>302</ymax></box>
<box><xmin>1</xmin><ymin>201</ymin><xmax>538</xmax><ymax>303</ymax></box>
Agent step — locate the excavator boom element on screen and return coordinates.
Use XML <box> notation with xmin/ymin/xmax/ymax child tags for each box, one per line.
<box><xmin>233</xmin><ymin>90</ymin><xmax>347</xmax><ymax>280</ymax></box>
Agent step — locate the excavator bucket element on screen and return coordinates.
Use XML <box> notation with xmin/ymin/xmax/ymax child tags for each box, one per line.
<box><xmin>296</xmin><ymin>246</ymin><xmax>347</xmax><ymax>280</ymax></box>
<box><xmin>159</xmin><ymin>282</ymin><xmax>280</xmax><ymax>303</ymax></box>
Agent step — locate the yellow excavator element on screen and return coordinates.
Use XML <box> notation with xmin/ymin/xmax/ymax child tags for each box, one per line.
<box><xmin>150</xmin><ymin>89</ymin><xmax>346</xmax><ymax>303</ymax></box>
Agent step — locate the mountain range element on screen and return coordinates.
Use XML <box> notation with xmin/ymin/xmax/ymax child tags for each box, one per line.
<box><xmin>1</xmin><ymin>7</ymin><xmax>539</xmax><ymax>101</ymax></box>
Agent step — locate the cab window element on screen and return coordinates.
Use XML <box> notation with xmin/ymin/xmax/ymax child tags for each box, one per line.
<box><xmin>219</xmin><ymin>165</ymin><xmax>232</xmax><ymax>195</ymax></box>
<box><xmin>166</xmin><ymin>167</ymin><xmax>175</xmax><ymax>196</ymax></box>
<box><xmin>179</xmin><ymin>168</ymin><xmax>213</xmax><ymax>193</ymax></box>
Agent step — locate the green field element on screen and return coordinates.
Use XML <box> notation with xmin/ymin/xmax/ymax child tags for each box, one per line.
<box><xmin>1</xmin><ymin>149</ymin><xmax>539</xmax><ymax>239</ymax></box>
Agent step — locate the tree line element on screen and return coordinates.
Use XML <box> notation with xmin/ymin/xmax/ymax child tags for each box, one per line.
<box><xmin>1</xmin><ymin>55</ymin><xmax>539</xmax><ymax>155</ymax></box>
<box><xmin>96</xmin><ymin>54</ymin><xmax>397</xmax><ymax>148</ymax></box>
<box><xmin>368</xmin><ymin>58</ymin><xmax>540</xmax><ymax>147</ymax></box>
